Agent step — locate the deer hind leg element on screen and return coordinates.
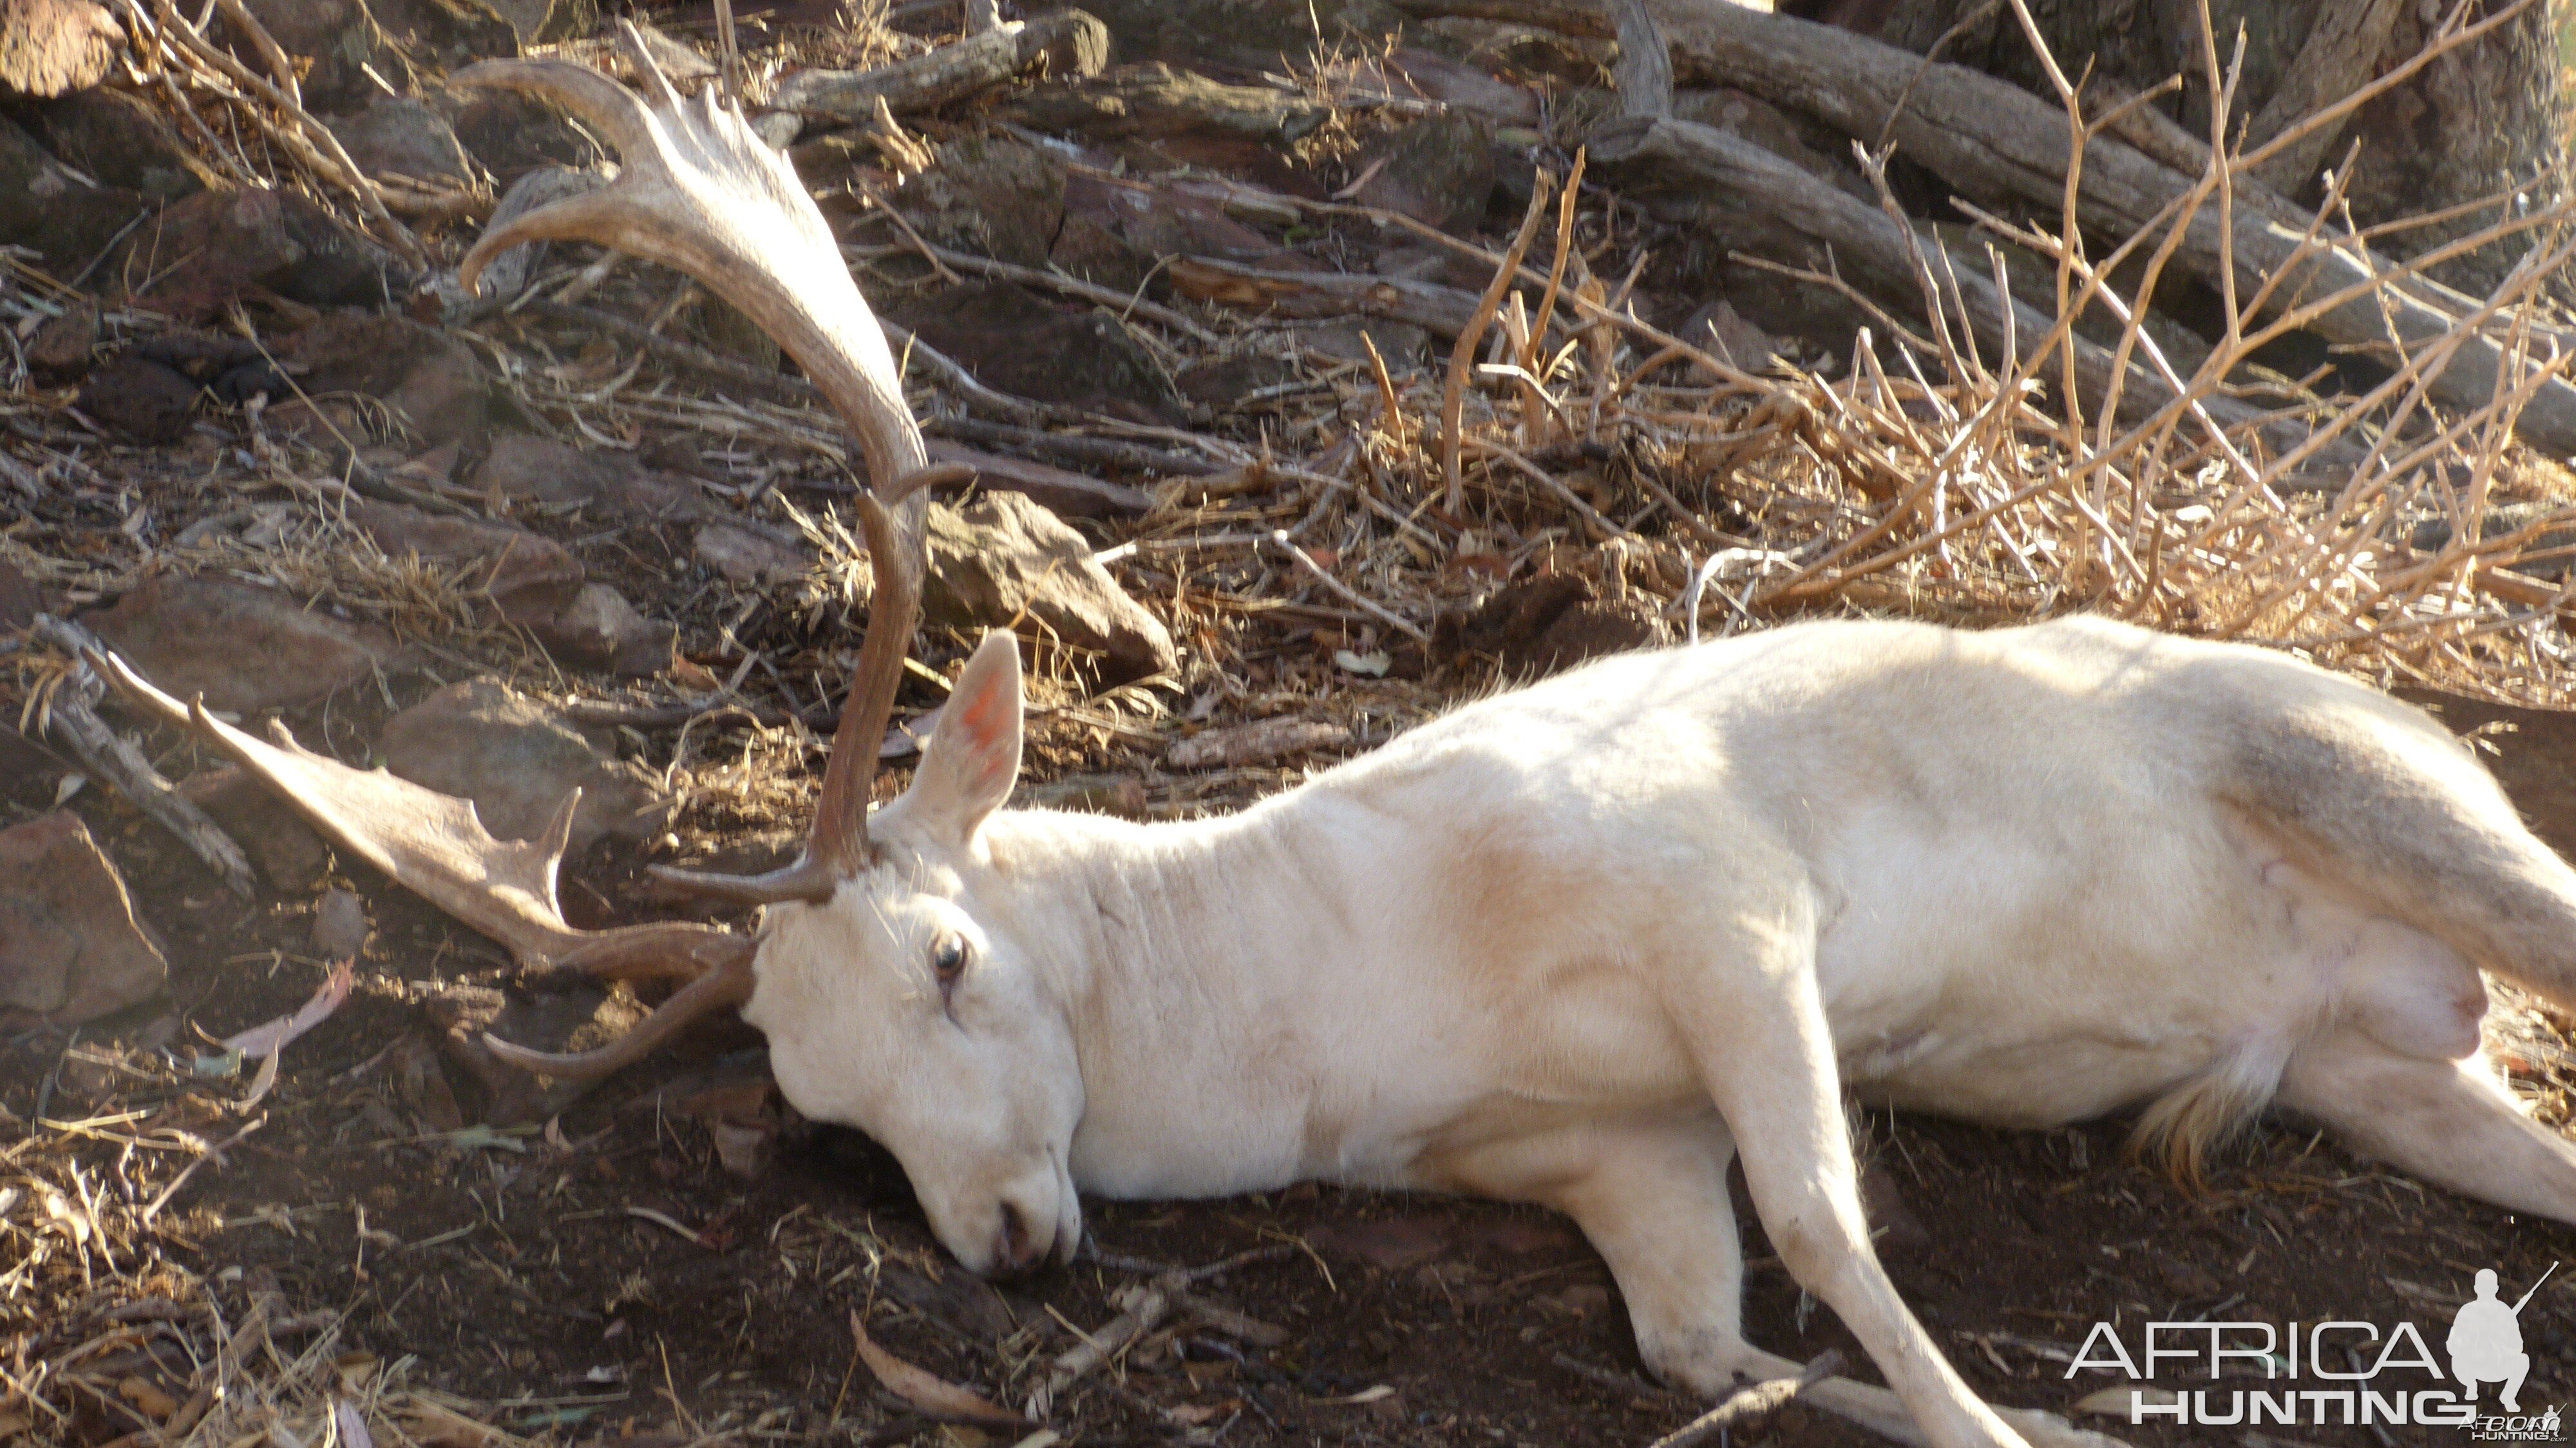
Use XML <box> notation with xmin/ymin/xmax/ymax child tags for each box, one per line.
<box><xmin>2278</xmin><ymin>1027</ymin><xmax>2576</xmax><ymax>1226</ymax></box>
<box><xmin>1517</xmin><ymin>1119</ymin><xmax>2124</xmax><ymax>1448</ymax></box>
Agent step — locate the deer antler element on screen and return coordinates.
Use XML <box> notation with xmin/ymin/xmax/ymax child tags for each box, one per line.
<box><xmin>97</xmin><ymin>31</ymin><xmax>971</xmax><ymax>1081</ymax></box>
<box><xmin>95</xmin><ymin>648</ymin><xmax>759</xmax><ymax>1079</ymax></box>
<box><xmin>458</xmin><ymin>23</ymin><xmax>968</xmax><ymax>906</ymax></box>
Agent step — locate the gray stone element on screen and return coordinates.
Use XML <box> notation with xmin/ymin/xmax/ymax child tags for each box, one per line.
<box><xmin>0</xmin><ymin>113</ymin><xmax>149</xmax><ymax>275</ymax></box>
<box><xmin>1349</xmin><ymin>111</ymin><xmax>1497</xmax><ymax>233</ymax></box>
<box><xmin>923</xmin><ymin>491</ymin><xmax>1177</xmax><ymax>686</ymax></box>
<box><xmin>312</xmin><ymin>888</ymin><xmax>372</xmax><ymax>960</ymax></box>
<box><xmin>695</xmin><ymin>522</ymin><xmax>811</xmax><ymax>590</ymax></box>
<box><xmin>326</xmin><ymin>97</ymin><xmax>475</xmax><ymax>186</ymax></box>
<box><xmin>82</xmin><ymin>575</ymin><xmax>401</xmax><ymax>715</ymax></box>
<box><xmin>0</xmin><ymin>813</ymin><xmax>166</xmax><ymax>1025</ymax></box>
<box><xmin>35</xmin><ymin>89</ymin><xmax>207</xmax><ymax>203</ymax></box>
<box><xmin>380</xmin><ymin>678</ymin><xmax>676</xmax><ymax>855</ymax></box>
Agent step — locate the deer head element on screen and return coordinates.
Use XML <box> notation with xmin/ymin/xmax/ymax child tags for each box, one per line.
<box><xmin>100</xmin><ymin>27</ymin><xmax>1080</xmax><ymax>1276</ymax></box>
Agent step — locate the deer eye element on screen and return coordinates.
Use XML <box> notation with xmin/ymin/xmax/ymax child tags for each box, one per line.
<box><xmin>930</xmin><ymin>935</ymin><xmax>970</xmax><ymax>982</ymax></box>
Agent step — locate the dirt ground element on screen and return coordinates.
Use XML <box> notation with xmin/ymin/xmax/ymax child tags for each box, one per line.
<box><xmin>10</xmin><ymin>663</ymin><xmax>2576</xmax><ymax>1448</ymax></box>
<box><xmin>9</xmin><ymin>0</ymin><xmax>2576</xmax><ymax>1443</ymax></box>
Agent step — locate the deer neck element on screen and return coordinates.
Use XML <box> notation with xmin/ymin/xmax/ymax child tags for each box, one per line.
<box><xmin>971</xmin><ymin>798</ymin><xmax>1389</xmax><ymax>1199</ymax></box>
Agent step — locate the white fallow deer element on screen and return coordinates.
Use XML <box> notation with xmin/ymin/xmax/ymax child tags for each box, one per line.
<box><xmin>93</xmin><ymin>30</ymin><xmax>2576</xmax><ymax>1448</ymax></box>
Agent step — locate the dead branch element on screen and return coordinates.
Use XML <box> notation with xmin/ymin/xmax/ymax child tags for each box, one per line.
<box><xmin>773</xmin><ymin>9</ymin><xmax>1106</xmax><ymax>120</ymax></box>
<box><xmin>27</xmin><ymin>616</ymin><xmax>258</xmax><ymax>900</ymax></box>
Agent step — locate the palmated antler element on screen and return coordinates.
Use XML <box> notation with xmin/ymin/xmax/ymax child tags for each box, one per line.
<box><xmin>100</xmin><ymin>32</ymin><xmax>969</xmax><ymax>1081</ymax></box>
<box><xmin>97</xmin><ymin>651</ymin><xmax>758</xmax><ymax>1079</ymax></box>
<box><xmin>457</xmin><ymin>23</ymin><xmax>967</xmax><ymax>906</ymax></box>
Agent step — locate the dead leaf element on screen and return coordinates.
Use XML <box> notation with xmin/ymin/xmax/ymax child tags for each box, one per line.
<box><xmin>223</xmin><ymin>959</ymin><xmax>355</xmax><ymax>1055</ymax></box>
<box><xmin>851</xmin><ymin>1311</ymin><xmax>1027</xmax><ymax>1426</ymax></box>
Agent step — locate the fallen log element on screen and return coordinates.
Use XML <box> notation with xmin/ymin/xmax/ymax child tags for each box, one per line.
<box><xmin>1406</xmin><ymin>0</ymin><xmax>2576</xmax><ymax>458</ymax></box>
<box><xmin>1634</xmin><ymin>0</ymin><xmax>2576</xmax><ymax>459</ymax></box>
<box><xmin>1589</xmin><ymin>115</ymin><xmax>2308</xmax><ymax>455</ymax></box>
<box><xmin>773</xmin><ymin>10</ymin><xmax>1107</xmax><ymax>120</ymax></box>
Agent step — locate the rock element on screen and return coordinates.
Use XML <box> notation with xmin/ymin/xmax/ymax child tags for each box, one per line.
<box><xmin>1349</xmin><ymin>112</ymin><xmax>1496</xmax><ymax>233</ymax></box>
<box><xmin>1016</xmin><ymin>773</ymin><xmax>1148</xmax><ymax>817</ymax></box>
<box><xmin>34</xmin><ymin>90</ymin><xmax>207</xmax><ymax>203</ymax></box>
<box><xmin>380</xmin><ymin>678</ymin><xmax>675</xmax><ymax>854</ymax></box>
<box><xmin>368</xmin><ymin>0</ymin><xmax>518</xmax><ymax>70</ymax></box>
<box><xmin>1442</xmin><ymin>571</ymin><xmax>1669</xmax><ymax>676</ymax></box>
<box><xmin>0</xmin><ymin>558</ymin><xmax>43</xmax><ymax>631</ymax></box>
<box><xmin>24</xmin><ymin>301</ymin><xmax>99</xmax><ymax>377</ymax></box>
<box><xmin>468</xmin><ymin>434</ymin><xmax>711</xmax><ymax>520</ymax></box>
<box><xmin>82</xmin><ymin>574</ymin><xmax>401</xmax><ymax>714</ymax></box>
<box><xmin>0</xmin><ymin>0</ymin><xmax>119</xmax><ymax>97</ymax></box>
<box><xmin>1054</xmin><ymin>170</ymin><xmax>1288</xmax><ymax>292</ymax></box>
<box><xmin>346</xmin><ymin>500</ymin><xmax>585</xmax><ymax>627</ymax></box>
<box><xmin>1167</xmin><ymin>716</ymin><xmax>1350</xmax><ymax>770</ymax></box>
<box><xmin>898</xmin><ymin>135</ymin><xmax>1065</xmax><ymax>270</ymax></box>
<box><xmin>2155</xmin><ymin>1256</ymin><xmax>2223</xmax><ymax>1302</ymax></box>
<box><xmin>892</xmin><ymin>280</ymin><xmax>1178</xmax><ymax>419</ymax></box>
<box><xmin>312</xmin><ymin>888</ymin><xmax>372</xmax><ymax>959</ymax></box>
<box><xmin>177</xmin><ymin>767</ymin><xmax>333</xmax><ymax>891</ymax></box>
<box><xmin>1858</xmin><ymin>1164</ymin><xmax>1932</xmax><ymax>1256</ymax></box>
<box><xmin>1293</xmin><ymin>319</ymin><xmax>1431</xmax><ymax>370</ymax></box>
<box><xmin>528</xmin><ymin>583</ymin><xmax>674</xmax><ymax>677</ymax></box>
<box><xmin>923</xmin><ymin>491</ymin><xmax>1177</xmax><ymax>686</ymax></box>
<box><xmin>421</xmin><ymin>978</ymin><xmax>645</xmax><ymax>1123</ymax></box>
<box><xmin>285</xmin><ymin>313</ymin><xmax>491</xmax><ymax>449</ymax></box>
<box><xmin>77</xmin><ymin>358</ymin><xmax>196</xmax><ymax>444</ymax></box>
<box><xmin>478</xmin><ymin>0</ymin><xmax>591</xmax><ymax>44</ymax></box>
<box><xmin>1675</xmin><ymin>298</ymin><xmax>1777</xmax><ymax>373</ymax></box>
<box><xmin>879</xmin><ymin>1261</ymin><xmax>1017</xmax><ymax>1340</ymax></box>
<box><xmin>122</xmin><ymin>187</ymin><xmax>409</xmax><ymax>321</ymax></box>
<box><xmin>228</xmin><ymin>0</ymin><xmax>402</xmax><ymax>111</ymax></box>
<box><xmin>1176</xmin><ymin>353</ymin><xmax>1293</xmax><ymax>406</ymax></box>
<box><xmin>439</xmin><ymin>86</ymin><xmax>604</xmax><ymax>187</ymax></box>
<box><xmin>0</xmin><ymin>114</ymin><xmax>151</xmax><ymax>275</ymax></box>
<box><xmin>384</xmin><ymin>1031</ymin><xmax>464</xmax><ymax>1131</ymax></box>
<box><xmin>0</xmin><ymin>813</ymin><xmax>167</xmax><ymax>1025</ymax></box>
<box><xmin>325</xmin><ymin>97</ymin><xmax>475</xmax><ymax>187</ymax></box>
<box><xmin>694</xmin><ymin>522</ymin><xmax>811</xmax><ymax>590</ymax></box>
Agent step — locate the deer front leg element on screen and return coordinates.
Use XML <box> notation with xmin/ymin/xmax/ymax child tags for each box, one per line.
<box><xmin>1460</xmin><ymin>1118</ymin><xmax>2121</xmax><ymax>1448</ymax></box>
<box><xmin>1643</xmin><ymin>886</ymin><xmax>2081</xmax><ymax>1448</ymax></box>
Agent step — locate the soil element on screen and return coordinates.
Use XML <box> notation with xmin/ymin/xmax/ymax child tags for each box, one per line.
<box><xmin>10</xmin><ymin>674</ymin><xmax>2576</xmax><ymax>1448</ymax></box>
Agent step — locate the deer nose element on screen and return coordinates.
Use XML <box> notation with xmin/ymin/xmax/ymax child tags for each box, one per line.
<box><xmin>992</xmin><ymin>1201</ymin><xmax>1043</xmax><ymax>1275</ymax></box>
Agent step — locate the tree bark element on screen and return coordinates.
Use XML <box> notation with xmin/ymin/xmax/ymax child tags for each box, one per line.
<box><xmin>1786</xmin><ymin>0</ymin><xmax>2563</xmax><ymax>293</ymax></box>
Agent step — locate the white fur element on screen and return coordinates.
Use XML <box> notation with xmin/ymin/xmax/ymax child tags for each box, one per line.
<box><xmin>739</xmin><ymin>615</ymin><xmax>2576</xmax><ymax>1448</ymax></box>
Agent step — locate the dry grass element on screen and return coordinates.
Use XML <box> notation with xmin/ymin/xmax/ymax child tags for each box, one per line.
<box><xmin>10</xmin><ymin>3</ymin><xmax>2576</xmax><ymax>1441</ymax></box>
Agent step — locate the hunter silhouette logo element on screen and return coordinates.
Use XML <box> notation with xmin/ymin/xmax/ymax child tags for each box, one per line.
<box><xmin>2456</xmin><ymin>1264</ymin><xmax>2555</xmax><ymax>1414</ymax></box>
<box><xmin>2065</xmin><ymin>1260</ymin><xmax>2565</xmax><ymax>1435</ymax></box>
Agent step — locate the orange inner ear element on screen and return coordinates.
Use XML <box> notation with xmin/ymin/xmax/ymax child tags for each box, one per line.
<box><xmin>955</xmin><ymin>678</ymin><xmax>1008</xmax><ymax>743</ymax></box>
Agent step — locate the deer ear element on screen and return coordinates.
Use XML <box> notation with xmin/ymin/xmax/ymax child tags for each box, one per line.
<box><xmin>909</xmin><ymin>631</ymin><xmax>1023</xmax><ymax>848</ymax></box>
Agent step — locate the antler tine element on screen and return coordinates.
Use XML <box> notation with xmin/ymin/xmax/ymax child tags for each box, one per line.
<box><xmin>652</xmin><ymin>462</ymin><xmax>972</xmax><ymax>904</ymax></box>
<box><xmin>612</xmin><ymin>17</ymin><xmax>687</xmax><ymax>113</ymax></box>
<box><xmin>482</xmin><ymin>957</ymin><xmax>755</xmax><ymax>1081</ymax></box>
